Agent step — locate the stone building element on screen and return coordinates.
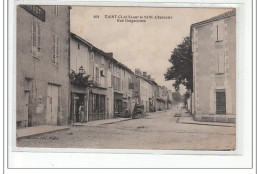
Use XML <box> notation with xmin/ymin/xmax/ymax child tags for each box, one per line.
<box><xmin>120</xmin><ymin>64</ymin><xmax>135</xmax><ymax>117</ymax></box>
<box><xmin>190</xmin><ymin>10</ymin><xmax>236</xmax><ymax>122</ymax></box>
<box><xmin>133</xmin><ymin>69</ymin><xmax>158</xmax><ymax>113</ymax></box>
<box><xmin>70</xmin><ymin>33</ymin><xmax>112</xmax><ymax>121</ymax></box>
<box><xmin>70</xmin><ymin>33</ymin><xmax>135</xmax><ymax>121</ymax></box>
<box><xmin>16</xmin><ymin>5</ymin><xmax>71</xmax><ymax>128</ymax></box>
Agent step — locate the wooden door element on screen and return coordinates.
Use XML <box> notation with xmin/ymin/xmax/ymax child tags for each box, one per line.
<box><xmin>24</xmin><ymin>92</ymin><xmax>31</xmax><ymax>127</ymax></box>
<box><xmin>216</xmin><ymin>91</ymin><xmax>226</xmax><ymax>114</ymax></box>
<box><xmin>51</xmin><ymin>85</ymin><xmax>59</xmax><ymax>125</ymax></box>
<box><xmin>46</xmin><ymin>84</ymin><xmax>59</xmax><ymax>125</ymax></box>
<box><xmin>46</xmin><ymin>85</ymin><xmax>52</xmax><ymax>124</ymax></box>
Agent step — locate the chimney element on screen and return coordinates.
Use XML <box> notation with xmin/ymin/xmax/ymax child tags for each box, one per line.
<box><xmin>143</xmin><ymin>72</ymin><xmax>147</xmax><ymax>77</ymax></box>
<box><xmin>147</xmin><ymin>75</ymin><xmax>151</xmax><ymax>79</ymax></box>
<box><xmin>106</xmin><ymin>52</ymin><xmax>113</xmax><ymax>58</ymax></box>
<box><xmin>135</xmin><ymin>69</ymin><xmax>140</xmax><ymax>75</ymax></box>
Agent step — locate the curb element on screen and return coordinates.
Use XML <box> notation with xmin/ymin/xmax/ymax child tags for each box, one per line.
<box><xmin>17</xmin><ymin>127</ymin><xmax>70</xmax><ymax>139</ymax></box>
<box><xmin>101</xmin><ymin>118</ymin><xmax>132</xmax><ymax>125</ymax></box>
<box><xmin>178</xmin><ymin>118</ymin><xmax>236</xmax><ymax>127</ymax></box>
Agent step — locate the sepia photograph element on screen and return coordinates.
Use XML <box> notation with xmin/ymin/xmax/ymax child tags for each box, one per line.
<box><xmin>15</xmin><ymin>5</ymin><xmax>236</xmax><ymax>151</ymax></box>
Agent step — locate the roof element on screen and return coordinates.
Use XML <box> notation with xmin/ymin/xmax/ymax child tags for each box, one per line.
<box><xmin>191</xmin><ymin>9</ymin><xmax>236</xmax><ymax>28</ymax></box>
<box><xmin>70</xmin><ymin>32</ymin><xmax>134</xmax><ymax>74</ymax></box>
<box><xmin>135</xmin><ymin>74</ymin><xmax>158</xmax><ymax>87</ymax></box>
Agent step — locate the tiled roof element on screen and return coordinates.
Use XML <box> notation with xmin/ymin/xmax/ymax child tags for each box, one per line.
<box><xmin>191</xmin><ymin>9</ymin><xmax>236</xmax><ymax>28</ymax></box>
<box><xmin>71</xmin><ymin>32</ymin><xmax>134</xmax><ymax>74</ymax></box>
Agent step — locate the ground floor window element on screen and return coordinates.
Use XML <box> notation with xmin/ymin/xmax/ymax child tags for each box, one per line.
<box><xmin>114</xmin><ymin>99</ymin><xmax>123</xmax><ymax>116</ymax></box>
<box><xmin>89</xmin><ymin>93</ymin><xmax>106</xmax><ymax>120</ymax></box>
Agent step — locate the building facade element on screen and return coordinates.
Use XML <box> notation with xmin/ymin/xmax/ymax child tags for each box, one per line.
<box><xmin>70</xmin><ymin>33</ymin><xmax>135</xmax><ymax>121</ymax></box>
<box><xmin>133</xmin><ymin>69</ymin><xmax>170</xmax><ymax>113</ymax></box>
<box><xmin>16</xmin><ymin>5</ymin><xmax>71</xmax><ymax>128</ymax></box>
<box><xmin>191</xmin><ymin>10</ymin><xmax>236</xmax><ymax>121</ymax></box>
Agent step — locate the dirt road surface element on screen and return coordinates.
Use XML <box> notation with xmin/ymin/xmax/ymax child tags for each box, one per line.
<box><xmin>17</xmin><ymin>108</ymin><xmax>236</xmax><ymax>150</ymax></box>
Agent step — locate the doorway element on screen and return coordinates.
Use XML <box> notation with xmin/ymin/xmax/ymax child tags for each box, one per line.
<box><xmin>75</xmin><ymin>93</ymin><xmax>85</xmax><ymax>122</ymax></box>
<box><xmin>216</xmin><ymin>90</ymin><xmax>226</xmax><ymax>114</ymax></box>
<box><xmin>46</xmin><ymin>84</ymin><xmax>59</xmax><ymax>125</ymax></box>
<box><xmin>24</xmin><ymin>91</ymin><xmax>32</xmax><ymax>127</ymax></box>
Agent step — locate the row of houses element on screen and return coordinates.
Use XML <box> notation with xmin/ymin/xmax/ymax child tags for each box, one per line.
<box><xmin>16</xmin><ymin>5</ymin><xmax>173</xmax><ymax>128</ymax></box>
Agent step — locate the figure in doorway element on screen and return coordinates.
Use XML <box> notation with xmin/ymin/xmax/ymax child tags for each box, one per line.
<box><xmin>79</xmin><ymin>103</ymin><xmax>85</xmax><ymax>123</ymax></box>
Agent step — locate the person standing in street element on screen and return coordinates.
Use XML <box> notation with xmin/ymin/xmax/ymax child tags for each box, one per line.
<box><xmin>79</xmin><ymin>103</ymin><xmax>85</xmax><ymax>123</ymax></box>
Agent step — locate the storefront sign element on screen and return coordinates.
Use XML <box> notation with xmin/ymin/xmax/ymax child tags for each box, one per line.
<box><xmin>21</xmin><ymin>5</ymin><xmax>45</xmax><ymax>22</ymax></box>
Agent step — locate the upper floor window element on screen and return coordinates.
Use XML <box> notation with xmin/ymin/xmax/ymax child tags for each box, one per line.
<box><xmin>53</xmin><ymin>6</ymin><xmax>59</xmax><ymax>17</ymax></box>
<box><xmin>78</xmin><ymin>43</ymin><xmax>80</xmax><ymax>50</ymax></box>
<box><xmin>101</xmin><ymin>57</ymin><xmax>105</xmax><ymax>65</ymax></box>
<box><xmin>52</xmin><ymin>34</ymin><xmax>59</xmax><ymax>65</ymax></box>
<box><xmin>32</xmin><ymin>20</ymin><xmax>41</xmax><ymax>58</ymax></box>
<box><xmin>91</xmin><ymin>52</ymin><xmax>94</xmax><ymax>61</ymax></box>
<box><xmin>214</xmin><ymin>52</ymin><xmax>225</xmax><ymax>74</ymax></box>
<box><xmin>95</xmin><ymin>67</ymin><xmax>100</xmax><ymax>84</ymax></box>
<box><xmin>216</xmin><ymin>24</ymin><xmax>224</xmax><ymax>42</ymax></box>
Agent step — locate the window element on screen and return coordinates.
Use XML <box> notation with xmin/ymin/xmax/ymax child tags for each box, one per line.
<box><xmin>101</xmin><ymin>57</ymin><xmax>105</xmax><ymax>65</ymax></box>
<box><xmin>91</xmin><ymin>52</ymin><xmax>94</xmax><ymax>61</ymax></box>
<box><xmin>95</xmin><ymin>67</ymin><xmax>100</xmax><ymax>84</ymax></box>
<box><xmin>216</xmin><ymin>24</ymin><xmax>224</xmax><ymax>42</ymax></box>
<box><xmin>32</xmin><ymin>20</ymin><xmax>41</xmax><ymax>58</ymax></box>
<box><xmin>100</xmin><ymin>70</ymin><xmax>105</xmax><ymax>77</ymax></box>
<box><xmin>24</xmin><ymin>78</ymin><xmax>32</xmax><ymax>91</ymax></box>
<box><xmin>78</xmin><ymin>43</ymin><xmax>80</xmax><ymax>50</ymax></box>
<box><xmin>214</xmin><ymin>52</ymin><xmax>225</xmax><ymax>74</ymax></box>
<box><xmin>52</xmin><ymin>34</ymin><xmax>59</xmax><ymax>65</ymax></box>
<box><xmin>91</xmin><ymin>94</ymin><xmax>105</xmax><ymax>114</ymax></box>
<box><xmin>100</xmin><ymin>95</ymin><xmax>105</xmax><ymax>114</ymax></box>
<box><xmin>53</xmin><ymin>6</ymin><xmax>59</xmax><ymax>17</ymax></box>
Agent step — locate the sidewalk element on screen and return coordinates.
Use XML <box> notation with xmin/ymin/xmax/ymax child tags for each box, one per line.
<box><xmin>178</xmin><ymin>116</ymin><xmax>236</xmax><ymax>127</ymax></box>
<box><xmin>17</xmin><ymin>125</ymin><xmax>70</xmax><ymax>139</ymax></box>
<box><xmin>72</xmin><ymin>117</ymin><xmax>132</xmax><ymax>126</ymax></box>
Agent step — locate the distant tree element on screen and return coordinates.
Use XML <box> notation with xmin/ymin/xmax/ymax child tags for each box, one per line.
<box><xmin>172</xmin><ymin>92</ymin><xmax>182</xmax><ymax>105</ymax></box>
<box><xmin>164</xmin><ymin>36</ymin><xmax>193</xmax><ymax>91</ymax></box>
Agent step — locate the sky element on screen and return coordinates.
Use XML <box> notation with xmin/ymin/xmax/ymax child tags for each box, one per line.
<box><xmin>70</xmin><ymin>7</ymin><xmax>231</xmax><ymax>94</ymax></box>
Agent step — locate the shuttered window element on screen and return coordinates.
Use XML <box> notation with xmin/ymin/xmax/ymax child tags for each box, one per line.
<box><xmin>214</xmin><ymin>52</ymin><xmax>225</xmax><ymax>74</ymax></box>
<box><xmin>216</xmin><ymin>24</ymin><xmax>224</xmax><ymax>42</ymax></box>
<box><xmin>53</xmin><ymin>6</ymin><xmax>59</xmax><ymax>17</ymax></box>
<box><xmin>32</xmin><ymin>20</ymin><xmax>41</xmax><ymax>58</ymax></box>
<box><xmin>52</xmin><ymin>34</ymin><xmax>59</xmax><ymax>65</ymax></box>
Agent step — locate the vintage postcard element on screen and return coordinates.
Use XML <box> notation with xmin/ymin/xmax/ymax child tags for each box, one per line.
<box><xmin>15</xmin><ymin>5</ymin><xmax>236</xmax><ymax>151</ymax></box>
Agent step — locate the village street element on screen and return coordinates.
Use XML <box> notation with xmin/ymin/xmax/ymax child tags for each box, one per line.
<box><xmin>17</xmin><ymin>108</ymin><xmax>236</xmax><ymax>150</ymax></box>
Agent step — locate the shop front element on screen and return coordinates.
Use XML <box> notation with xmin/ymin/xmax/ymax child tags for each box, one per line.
<box><xmin>114</xmin><ymin>92</ymin><xmax>124</xmax><ymax>117</ymax></box>
<box><xmin>88</xmin><ymin>87</ymin><xmax>107</xmax><ymax>121</ymax></box>
<box><xmin>70</xmin><ymin>85</ymin><xmax>88</xmax><ymax>123</ymax></box>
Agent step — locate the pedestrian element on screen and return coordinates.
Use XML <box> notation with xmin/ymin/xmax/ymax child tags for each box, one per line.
<box><xmin>79</xmin><ymin>103</ymin><xmax>85</xmax><ymax>123</ymax></box>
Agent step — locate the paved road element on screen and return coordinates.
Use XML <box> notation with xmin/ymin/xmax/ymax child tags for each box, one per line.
<box><xmin>17</xmin><ymin>108</ymin><xmax>236</xmax><ymax>150</ymax></box>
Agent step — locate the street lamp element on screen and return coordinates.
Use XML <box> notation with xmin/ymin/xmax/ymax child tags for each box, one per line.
<box><xmin>78</xmin><ymin>66</ymin><xmax>86</xmax><ymax>75</ymax></box>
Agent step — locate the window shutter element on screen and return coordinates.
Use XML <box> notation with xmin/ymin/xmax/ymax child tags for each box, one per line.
<box><xmin>32</xmin><ymin>21</ymin><xmax>36</xmax><ymax>47</ymax></box>
<box><xmin>218</xmin><ymin>24</ymin><xmax>224</xmax><ymax>41</ymax></box>
<box><xmin>53</xmin><ymin>6</ymin><xmax>56</xmax><ymax>15</ymax></box>
<box><xmin>56</xmin><ymin>35</ymin><xmax>59</xmax><ymax>65</ymax></box>
<box><xmin>218</xmin><ymin>53</ymin><xmax>225</xmax><ymax>73</ymax></box>
<box><xmin>52</xmin><ymin>34</ymin><xmax>56</xmax><ymax>63</ymax></box>
<box><xmin>57</xmin><ymin>6</ymin><xmax>59</xmax><ymax>17</ymax></box>
<box><xmin>214</xmin><ymin>53</ymin><xmax>219</xmax><ymax>74</ymax></box>
<box><xmin>37</xmin><ymin>22</ymin><xmax>41</xmax><ymax>54</ymax></box>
